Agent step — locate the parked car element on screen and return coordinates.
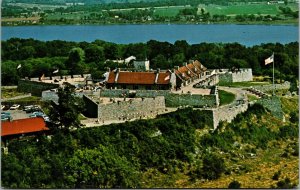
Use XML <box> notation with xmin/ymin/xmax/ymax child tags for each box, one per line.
<box><xmin>1</xmin><ymin>112</ymin><xmax>11</xmax><ymax>116</ymax></box>
<box><xmin>23</xmin><ymin>105</ymin><xmax>34</xmax><ymax>111</ymax></box>
<box><xmin>32</xmin><ymin>111</ymin><xmax>44</xmax><ymax>116</ymax></box>
<box><xmin>29</xmin><ymin>113</ymin><xmax>37</xmax><ymax>118</ymax></box>
<box><xmin>10</xmin><ymin>104</ymin><xmax>20</xmax><ymax>110</ymax></box>
<box><xmin>1</xmin><ymin>105</ymin><xmax>10</xmax><ymax>110</ymax></box>
<box><xmin>26</xmin><ymin>107</ymin><xmax>43</xmax><ymax>113</ymax></box>
<box><xmin>1</xmin><ymin>114</ymin><xmax>12</xmax><ymax>121</ymax></box>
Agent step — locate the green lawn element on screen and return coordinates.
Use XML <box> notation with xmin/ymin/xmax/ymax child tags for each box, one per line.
<box><xmin>5</xmin><ymin>96</ymin><xmax>41</xmax><ymax>102</ymax></box>
<box><xmin>219</xmin><ymin>90</ymin><xmax>235</xmax><ymax>106</ymax></box>
<box><xmin>247</xmin><ymin>94</ymin><xmax>259</xmax><ymax>102</ymax></box>
<box><xmin>219</xmin><ymin>81</ymin><xmax>270</xmax><ymax>88</ymax></box>
<box><xmin>1</xmin><ymin>88</ymin><xmax>27</xmax><ymax>99</ymax></box>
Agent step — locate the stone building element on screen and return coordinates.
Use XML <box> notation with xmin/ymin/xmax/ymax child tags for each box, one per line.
<box><xmin>174</xmin><ymin>60</ymin><xmax>208</xmax><ymax>89</ymax></box>
<box><xmin>133</xmin><ymin>59</ymin><xmax>150</xmax><ymax>71</ymax></box>
<box><xmin>106</xmin><ymin>69</ymin><xmax>176</xmax><ymax>90</ymax></box>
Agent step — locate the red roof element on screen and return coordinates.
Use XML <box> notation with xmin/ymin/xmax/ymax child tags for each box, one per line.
<box><xmin>175</xmin><ymin>60</ymin><xmax>207</xmax><ymax>81</ymax></box>
<box><xmin>107</xmin><ymin>71</ymin><xmax>171</xmax><ymax>85</ymax></box>
<box><xmin>1</xmin><ymin>117</ymin><xmax>49</xmax><ymax>137</ymax></box>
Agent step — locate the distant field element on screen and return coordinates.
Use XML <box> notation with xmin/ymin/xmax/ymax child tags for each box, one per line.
<box><xmin>46</xmin><ymin>12</ymin><xmax>90</xmax><ymax>20</ymax></box>
<box><xmin>201</xmin><ymin>4</ymin><xmax>298</xmax><ymax>16</ymax></box>
<box><xmin>2</xmin><ymin>16</ymin><xmax>40</xmax><ymax>22</ymax></box>
<box><xmin>153</xmin><ymin>7</ymin><xmax>188</xmax><ymax>17</ymax></box>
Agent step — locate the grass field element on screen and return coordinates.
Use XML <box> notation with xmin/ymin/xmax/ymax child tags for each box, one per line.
<box><xmin>1</xmin><ymin>88</ymin><xmax>27</xmax><ymax>99</ymax></box>
<box><xmin>219</xmin><ymin>90</ymin><xmax>236</xmax><ymax>106</ymax></box>
<box><xmin>5</xmin><ymin>96</ymin><xmax>41</xmax><ymax>102</ymax></box>
<box><xmin>1</xmin><ymin>16</ymin><xmax>40</xmax><ymax>22</ymax></box>
<box><xmin>200</xmin><ymin>4</ymin><xmax>298</xmax><ymax>16</ymax></box>
<box><xmin>153</xmin><ymin>7</ymin><xmax>188</xmax><ymax>17</ymax></box>
<box><xmin>247</xmin><ymin>94</ymin><xmax>259</xmax><ymax>102</ymax></box>
<box><xmin>219</xmin><ymin>81</ymin><xmax>270</xmax><ymax>88</ymax></box>
<box><xmin>46</xmin><ymin>12</ymin><xmax>90</xmax><ymax>20</ymax></box>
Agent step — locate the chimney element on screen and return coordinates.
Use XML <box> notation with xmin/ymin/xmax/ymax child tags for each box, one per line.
<box><xmin>115</xmin><ymin>68</ymin><xmax>120</xmax><ymax>83</ymax></box>
<box><xmin>184</xmin><ymin>62</ymin><xmax>188</xmax><ymax>66</ymax></box>
<box><xmin>174</xmin><ymin>66</ymin><xmax>180</xmax><ymax>70</ymax></box>
<box><xmin>107</xmin><ymin>67</ymin><xmax>111</xmax><ymax>72</ymax></box>
<box><xmin>154</xmin><ymin>68</ymin><xmax>160</xmax><ymax>84</ymax></box>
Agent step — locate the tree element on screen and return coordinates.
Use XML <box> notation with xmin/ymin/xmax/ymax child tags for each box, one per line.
<box><xmin>18</xmin><ymin>46</ymin><xmax>36</xmax><ymax>60</ymax></box>
<box><xmin>66</xmin><ymin>47</ymin><xmax>85</xmax><ymax>77</ymax></box>
<box><xmin>85</xmin><ymin>44</ymin><xmax>105</xmax><ymax>63</ymax></box>
<box><xmin>201</xmin><ymin>153</ymin><xmax>225</xmax><ymax>180</ymax></box>
<box><xmin>65</xmin><ymin>145</ymin><xmax>140</xmax><ymax>188</ymax></box>
<box><xmin>48</xmin><ymin>84</ymin><xmax>84</xmax><ymax>132</ymax></box>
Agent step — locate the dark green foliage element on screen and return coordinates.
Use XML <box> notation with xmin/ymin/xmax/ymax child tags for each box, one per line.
<box><xmin>272</xmin><ymin>170</ymin><xmax>281</xmax><ymax>180</ymax></box>
<box><xmin>228</xmin><ymin>180</ymin><xmax>241</xmax><ymax>189</ymax></box>
<box><xmin>1</xmin><ymin>100</ymin><xmax>298</xmax><ymax>188</ymax></box>
<box><xmin>276</xmin><ymin>178</ymin><xmax>294</xmax><ymax>188</ymax></box>
<box><xmin>2</xmin><ymin>107</ymin><xmax>214</xmax><ymax>188</ymax></box>
<box><xmin>48</xmin><ymin>84</ymin><xmax>85</xmax><ymax>131</ymax></box>
<box><xmin>201</xmin><ymin>153</ymin><xmax>226</xmax><ymax>180</ymax></box>
<box><xmin>278</xmin><ymin>124</ymin><xmax>298</xmax><ymax>139</ymax></box>
<box><xmin>1</xmin><ymin>39</ymin><xmax>298</xmax><ymax>85</ymax></box>
<box><xmin>289</xmin><ymin>111</ymin><xmax>298</xmax><ymax>123</ymax></box>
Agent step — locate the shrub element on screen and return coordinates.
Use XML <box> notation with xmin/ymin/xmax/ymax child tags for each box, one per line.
<box><xmin>276</xmin><ymin>178</ymin><xmax>294</xmax><ymax>188</ymax></box>
<box><xmin>272</xmin><ymin>170</ymin><xmax>281</xmax><ymax>180</ymax></box>
<box><xmin>228</xmin><ymin>180</ymin><xmax>241</xmax><ymax>189</ymax></box>
<box><xmin>201</xmin><ymin>153</ymin><xmax>226</xmax><ymax>180</ymax></box>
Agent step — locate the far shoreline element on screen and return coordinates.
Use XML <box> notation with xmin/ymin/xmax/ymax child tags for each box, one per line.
<box><xmin>2</xmin><ymin>21</ymin><xmax>299</xmax><ymax>27</ymax></box>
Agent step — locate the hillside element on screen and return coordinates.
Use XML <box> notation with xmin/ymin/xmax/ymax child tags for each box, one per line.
<box><xmin>1</xmin><ymin>97</ymin><xmax>298</xmax><ymax>188</ymax></box>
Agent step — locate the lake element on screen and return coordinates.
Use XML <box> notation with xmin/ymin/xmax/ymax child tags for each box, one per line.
<box><xmin>1</xmin><ymin>24</ymin><xmax>298</xmax><ymax>46</ymax></box>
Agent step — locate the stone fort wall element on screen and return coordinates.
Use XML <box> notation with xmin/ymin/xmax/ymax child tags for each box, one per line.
<box><xmin>98</xmin><ymin>96</ymin><xmax>165</xmax><ymax>121</ymax></box>
<box><xmin>100</xmin><ymin>89</ymin><xmax>218</xmax><ymax>108</ymax></box>
<box><xmin>212</xmin><ymin>102</ymin><xmax>249</xmax><ymax>129</ymax></box>
<box><xmin>256</xmin><ymin>96</ymin><xmax>285</xmax><ymax>121</ymax></box>
<box><xmin>232</xmin><ymin>68</ymin><xmax>253</xmax><ymax>82</ymax></box>
<box><xmin>18</xmin><ymin>80</ymin><xmax>59</xmax><ymax>96</ymax></box>
<box><xmin>82</xmin><ymin>94</ymin><xmax>166</xmax><ymax>120</ymax></box>
<box><xmin>254</xmin><ymin>82</ymin><xmax>290</xmax><ymax>93</ymax></box>
<box><xmin>218</xmin><ymin>68</ymin><xmax>253</xmax><ymax>84</ymax></box>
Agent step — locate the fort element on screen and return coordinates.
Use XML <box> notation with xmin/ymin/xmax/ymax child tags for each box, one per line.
<box><xmin>17</xmin><ymin>59</ymin><xmax>286</xmax><ymax>128</ymax></box>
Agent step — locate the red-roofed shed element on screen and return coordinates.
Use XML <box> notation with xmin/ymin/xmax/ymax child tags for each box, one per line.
<box><xmin>1</xmin><ymin>117</ymin><xmax>49</xmax><ymax>138</ymax></box>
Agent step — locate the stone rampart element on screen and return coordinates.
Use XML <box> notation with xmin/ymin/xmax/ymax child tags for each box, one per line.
<box><xmin>100</xmin><ymin>89</ymin><xmax>218</xmax><ymax>108</ymax></box>
<box><xmin>83</xmin><ymin>95</ymin><xmax>99</xmax><ymax>118</ymax></box>
<box><xmin>218</xmin><ymin>73</ymin><xmax>233</xmax><ymax>84</ymax></box>
<box><xmin>218</xmin><ymin>68</ymin><xmax>253</xmax><ymax>84</ymax></box>
<box><xmin>232</xmin><ymin>68</ymin><xmax>253</xmax><ymax>82</ymax></box>
<box><xmin>254</xmin><ymin>82</ymin><xmax>290</xmax><ymax>93</ymax></box>
<box><xmin>42</xmin><ymin>91</ymin><xmax>59</xmax><ymax>103</ymax></box>
<box><xmin>98</xmin><ymin>96</ymin><xmax>165</xmax><ymax>121</ymax></box>
<box><xmin>256</xmin><ymin>96</ymin><xmax>284</xmax><ymax>121</ymax></box>
<box><xmin>212</xmin><ymin>103</ymin><xmax>248</xmax><ymax>129</ymax></box>
<box><xmin>18</xmin><ymin>80</ymin><xmax>59</xmax><ymax>96</ymax></box>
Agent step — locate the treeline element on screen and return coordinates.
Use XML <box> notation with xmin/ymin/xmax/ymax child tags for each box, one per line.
<box><xmin>2</xmin><ymin>103</ymin><xmax>298</xmax><ymax>188</ymax></box>
<box><xmin>1</xmin><ymin>38</ymin><xmax>298</xmax><ymax>85</ymax></box>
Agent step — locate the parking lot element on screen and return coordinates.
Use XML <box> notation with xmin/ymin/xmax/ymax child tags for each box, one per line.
<box><xmin>1</xmin><ymin>104</ymin><xmax>48</xmax><ymax>121</ymax></box>
<box><xmin>3</xmin><ymin>110</ymin><xmax>30</xmax><ymax>120</ymax></box>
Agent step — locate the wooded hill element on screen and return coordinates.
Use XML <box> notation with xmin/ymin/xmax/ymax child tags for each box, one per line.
<box><xmin>2</xmin><ymin>38</ymin><xmax>298</xmax><ymax>89</ymax></box>
<box><xmin>2</xmin><ymin>101</ymin><xmax>298</xmax><ymax>188</ymax></box>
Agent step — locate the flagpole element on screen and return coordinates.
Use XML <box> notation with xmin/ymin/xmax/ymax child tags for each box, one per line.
<box><xmin>272</xmin><ymin>52</ymin><xmax>275</xmax><ymax>96</ymax></box>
